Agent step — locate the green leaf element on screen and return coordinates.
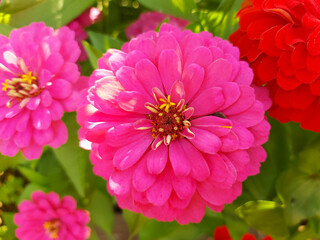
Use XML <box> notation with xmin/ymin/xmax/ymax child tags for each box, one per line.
<box><xmin>37</xmin><ymin>148</ymin><xmax>79</xmax><ymax>198</ymax></box>
<box><xmin>53</xmin><ymin>113</ymin><xmax>89</xmax><ymax>198</ymax></box>
<box><xmin>4</xmin><ymin>0</ymin><xmax>96</xmax><ymax>28</ymax></box>
<box><xmin>17</xmin><ymin>166</ymin><xmax>48</xmax><ymax>187</ymax></box>
<box><xmin>243</xmin><ymin>118</ymin><xmax>291</xmax><ymax>200</ymax></box>
<box><xmin>17</xmin><ymin>183</ymin><xmax>47</xmax><ymax>203</ymax></box>
<box><xmin>0</xmin><ymin>153</ymin><xmax>27</xmax><ymax>173</ymax></box>
<box><xmin>277</xmin><ymin>144</ymin><xmax>320</xmax><ymax>225</ymax></box>
<box><xmin>1</xmin><ymin>212</ymin><xmax>16</xmax><ymax>239</ymax></box>
<box><xmin>0</xmin><ymin>23</ymin><xmax>13</xmax><ymax>36</ymax></box>
<box><xmin>123</xmin><ymin>210</ymin><xmax>149</xmax><ymax>240</ymax></box>
<box><xmin>88</xmin><ymin>31</ymin><xmax>124</xmax><ymax>53</ymax></box>
<box><xmin>236</xmin><ymin>200</ymin><xmax>289</xmax><ymax>237</ymax></box>
<box><xmin>87</xmin><ymin>190</ymin><xmax>114</xmax><ymax>239</ymax></box>
<box><xmin>83</xmin><ymin>41</ymin><xmax>103</xmax><ymax>69</ymax></box>
<box><xmin>137</xmin><ymin>0</ymin><xmax>196</xmax><ymax>21</ymax></box>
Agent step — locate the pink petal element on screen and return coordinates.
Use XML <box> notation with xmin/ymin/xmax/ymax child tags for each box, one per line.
<box><xmin>185</xmin><ymin>46</ymin><xmax>213</xmax><ymax>68</ymax></box>
<box><xmin>223</xmin><ymin>85</ymin><xmax>255</xmax><ymax>115</ymax></box>
<box><xmin>43</xmin><ymin>53</ymin><xmax>63</xmax><ymax>74</ymax></box>
<box><xmin>181</xmin><ymin>64</ymin><xmax>204</xmax><ymax>103</ymax></box>
<box><xmin>176</xmin><ymin>193</ymin><xmax>206</xmax><ymax>224</ymax></box>
<box><xmin>125</xmin><ymin>50</ymin><xmax>147</xmax><ymax>67</ymax></box>
<box><xmin>57</xmin><ymin>62</ymin><xmax>80</xmax><ymax>83</ymax></box>
<box><xmin>158</xmin><ymin>49</ymin><xmax>182</xmax><ymax>94</ymax></box>
<box><xmin>170</xmin><ymin>80</ymin><xmax>185</xmax><ymax>103</ymax></box>
<box><xmin>233</xmin><ymin>61</ymin><xmax>253</xmax><ymax>85</ymax></box>
<box><xmin>14</xmin><ymin>129</ymin><xmax>31</xmax><ymax>148</ymax></box>
<box><xmin>169</xmin><ymin>140</ymin><xmax>191</xmax><ymax>177</ymax></box>
<box><xmin>48</xmin><ymin>79</ymin><xmax>72</xmax><ymax>99</ymax></box>
<box><xmin>32</xmin><ymin>106</ymin><xmax>51</xmax><ymax>130</ymax></box>
<box><xmin>135</xmin><ymin>59</ymin><xmax>164</xmax><ymax>93</ymax></box>
<box><xmin>109</xmin><ymin>169</ymin><xmax>133</xmax><ymax>195</ymax></box>
<box><xmin>106</xmin><ymin>124</ymin><xmax>148</xmax><ymax>147</ymax></box>
<box><xmin>201</xmin><ymin>59</ymin><xmax>233</xmax><ymax>90</ymax></box>
<box><xmin>180</xmin><ymin>139</ymin><xmax>210</xmax><ymax>181</ymax></box>
<box><xmin>113</xmin><ymin>135</ymin><xmax>152</xmax><ymax>170</ymax></box>
<box><xmin>215</xmin><ymin>82</ymin><xmax>241</xmax><ymax>111</ymax></box>
<box><xmin>228</xmin><ymin>101</ymin><xmax>265</xmax><ymax>128</ymax></box>
<box><xmin>117</xmin><ymin>91</ymin><xmax>149</xmax><ymax>114</ymax></box>
<box><xmin>220</xmin><ymin>131</ymin><xmax>240</xmax><ymax>152</ymax></box>
<box><xmin>21</xmin><ymin>141</ymin><xmax>43</xmax><ymax>160</ymax></box>
<box><xmin>189</xmin><ymin>87</ymin><xmax>224</xmax><ymax>117</ymax></box>
<box><xmin>132</xmin><ymin>155</ymin><xmax>157</xmax><ymax>192</ymax></box>
<box><xmin>172</xmin><ymin>175</ymin><xmax>196</xmax><ymax>199</ymax></box>
<box><xmin>16</xmin><ymin>111</ymin><xmax>30</xmax><ymax>132</ymax></box>
<box><xmin>147</xmin><ymin>144</ymin><xmax>168</xmax><ymax>174</ymax></box>
<box><xmin>26</xmin><ymin>96</ymin><xmax>41</xmax><ymax>110</ymax></box>
<box><xmin>40</xmin><ymin>90</ymin><xmax>53</xmax><ymax>107</ymax></box>
<box><xmin>189</xmin><ymin>127</ymin><xmax>222</xmax><ymax>154</ymax></box>
<box><xmin>116</xmin><ymin>66</ymin><xmax>150</xmax><ymax>97</ymax></box>
<box><xmin>33</xmin><ymin>127</ymin><xmax>54</xmax><ymax>145</ymax></box>
<box><xmin>133</xmin><ymin>119</ymin><xmax>153</xmax><ymax>130</ymax></box>
<box><xmin>191</xmin><ymin>116</ymin><xmax>232</xmax><ymax>137</ymax></box>
<box><xmin>232</xmin><ymin>124</ymin><xmax>254</xmax><ymax>149</ymax></box>
<box><xmin>48</xmin><ymin>121</ymin><xmax>68</xmax><ymax>148</ymax></box>
<box><xmin>146</xmin><ymin>169</ymin><xmax>173</xmax><ymax>206</ymax></box>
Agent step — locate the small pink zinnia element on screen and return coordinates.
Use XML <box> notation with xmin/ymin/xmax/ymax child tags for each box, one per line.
<box><xmin>78</xmin><ymin>24</ymin><xmax>271</xmax><ymax>224</ymax></box>
<box><xmin>0</xmin><ymin>22</ymin><xmax>82</xmax><ymax>159</ymax></box>
<box><xmin>67</xmin><ymin>7</ymin><xmax>103</xmax><ymax>62</ymax></box>
<box><xmin>14</xmin><ymin>191</ymin><xmax>90</xmax><ymax>240</ymax></box>
<box><xmin>125</xmin><ymin>11</ymin><xmax>189</xmax><ymax>39</ymax></box>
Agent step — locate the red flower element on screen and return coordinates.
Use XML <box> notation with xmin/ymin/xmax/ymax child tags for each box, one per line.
<box><xmin>229</xmin><ymin>0</ymin><xmax>320</xmax><ymax>132</ymax></box>
<box><xmin>214</xmin><ymin>225</ymin><xmax>272</xmax><ymax>240</ymax></box>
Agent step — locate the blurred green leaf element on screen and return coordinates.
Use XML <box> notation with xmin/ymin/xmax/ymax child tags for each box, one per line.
<box><xmin>37</xmin><ymin>148</ymin><xmax>79</xmax><ymax>198</ymax></box>
<box><xmin>0</xmin><ymin>175</ymin><xmax>24</xmax><ymax>204</ymax></box>
<box><xmin>17</xmin><ymin>166</ymin><xmax>48</xmax><ymax>187</ymax></box>
<box><xmin>17</xmin><ymin>183</ymin><xmax>47</xmax><ymax>203</ymax></box>
<box><xmin>2</xmin><ymin>0</ymin><xmax>95</xmax><ymax>28</ymax></box>
<box><xmin>88</xmin><ymin>31</ymin><xmax>124</xmax><ymax>53</ymax></box>
<box><xmin>243</xmin><ymin>118</ymin><xmax>291</xmax><ymax>200</ymax></box>
<box><xmin>83</xmin><ymin>41</ymin><xmax>103</xmax><ymax>69</ymax></box>
<box><xmin>137</xmin><ymin>0</ymin><xmax>196</xmax><ymax>21</ymax></box>
<box><xmin>0</xmin><ymin>154</ymin><xmax>27</xmax><ymax>172</ymax></box>
<box><xmin>236</xmin><ymin>200</ymin><xmax>289</xmax><ymax>237</ymax></box>
<box><xmin>0</xmin><ymin>23</ymin><xmax>13</xmax><ymax>36</ymax></box>
<box><xmin>1</xmin><ymin>212</ymin><xmax>15</xmax><ymax>239</ymax></box>
<box><xmin>188</xmin><ymin>0</ymin><xmax>242</xmax><ymax>39</ymax></box>
<box><xmin>277</xmin><ymin>144</ymin><xmax>320</xmax><ymax>225</ymax></box>
<box><xmin>87</xmin><ymin>190</ymin><xmax>115</xmax><ymax>239</ymax></box>
<box><xmin>123</xmin><ymin>210</ymin><xmax>149</xmax><ymax>240</ymax></box>
<box><xmin>53</xmin><ymin>113</ymin><xmax>89</xmax><ymax>198</ymax></box>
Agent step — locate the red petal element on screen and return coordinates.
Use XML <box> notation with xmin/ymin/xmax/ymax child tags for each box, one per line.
<box><xmin>247</xmin><ymin>17</ymin><xmax>286</xmax><ymax>40</ymax></box>
<box><xmin>290</xmin><ymin>85</ymin><xmax>316</xmax><ymax>109</ymax></box>
<box><xmin>290</xmin><ymin>43</ymin><xmax>307</xmax><ymax>69</ymax></box>
<box><xmin>278</xmin><ymin>51</ymin><xmax>295</xmax><ymax>76</ymax></box>
<box><xmin>260</xmin><ymin>25</ymin><xmax>283</xmax><ymax>56</ymax></box>
<box><xmin>256</xmin><ymin>56</ymin><xmax>278</xmax><ymax>82</ymax></box>
<box><xmin>276</xmin><ymin>71</ymin><xmax>301</xmax><ymax>90</ymax></box>
<box><xmin>213</xmin><ymin>225</ymin><xmax>232</xmax><ymax>240</ymax></box>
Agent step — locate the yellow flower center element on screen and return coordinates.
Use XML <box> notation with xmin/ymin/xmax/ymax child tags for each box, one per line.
<box><xmin>1</xmin><ymin>71</ymin><xmax>41</xmax><ymax>108</ymax></box>
<box><xmin>43</xmin><ymin>219</ymin><xmax>60</xmax><ymax>239</ymax></box>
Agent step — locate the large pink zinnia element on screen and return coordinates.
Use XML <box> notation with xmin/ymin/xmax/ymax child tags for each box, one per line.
<box><xmin>14</xmin><ymin>191</ymin><xmax>90</xmax><ymax>240</ymax></box>
<box><xmin>0</xmin><ymin>22</ymin><xmax>82</xmax><ymax>159</ymax></box>
<box><xmin>77</xmin><ymin>24</ymin><xmax>271</xmax><ymax>224</ymax></box>
<box><xmin>125</xmin><ymin>11</ymin><xmax>189</xmax><ymax>39</ymax></box>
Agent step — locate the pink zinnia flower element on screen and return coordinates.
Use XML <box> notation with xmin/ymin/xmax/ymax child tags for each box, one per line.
<box><xmin>0</xmin><ymin>22</ymin><xmax>81</xmax><ymax>159</ymax></box>
<box><xmin>125</xmin><ymin>11</ymin><xmax>189</xmax><ymax>39</ymax></box>
<box><xmin>67</xmin><ymin>7</ymin><xmax>103</xmax><ymax>62</ymax></box>
<box><xmin>14</xmin><ymin>191</ymin><xmax>90</xmax><ymax>240</ymax></box>
<box><xmin>77</xmin><ymin>24</ymin><xmax>271</xmax><ymax>224</ymax></box>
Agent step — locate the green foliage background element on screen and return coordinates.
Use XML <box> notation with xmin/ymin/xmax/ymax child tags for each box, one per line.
<box><xmin>0</xmin><ymin>0</ymin><xmax>320</xmax><ymax>239</ymax></box>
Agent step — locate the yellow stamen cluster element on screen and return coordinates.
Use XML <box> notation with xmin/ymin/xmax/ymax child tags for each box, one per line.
<box><xmin>43</xmin><ymin>220</ymin><xmax>60</xmax><ymax>239</ymax></box>
<box><xmin>1</xmin><ymin>71</ymin><xmax>40</xmax><ymax>108</ymax></box>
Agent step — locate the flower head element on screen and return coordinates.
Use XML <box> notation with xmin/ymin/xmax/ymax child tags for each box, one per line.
<box><xmin>67</xmin><ymin>7</ymin><xmax>103</xmax><ymax>62</ymax></box>
<box><xmin>125</xmin><ymin>11</ymin><xmax>189</xmax><ymax>39</ymax></box>
<box><xmin>14</xmin><ymin>191</ymin><xmax>90</xmax><ymax>240</ymax></box>
<box><xmin>214</xmin><ymin>225</ymin><xmax>272</xmax><ymax>240</ymax></box>
<box><xmin>78</xmin><ymin>23</ymin><xmax>271</xmax><ymax>224</ymax></box>
<box><xmin>0</xmin><ymin>22</ymin><xmax>82</xmax><ymax>159</ymax></box>
<box><xmin>229</xmin><ymin>0</ymin><xmax>320</xmax><ymax>132</ymax></box>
